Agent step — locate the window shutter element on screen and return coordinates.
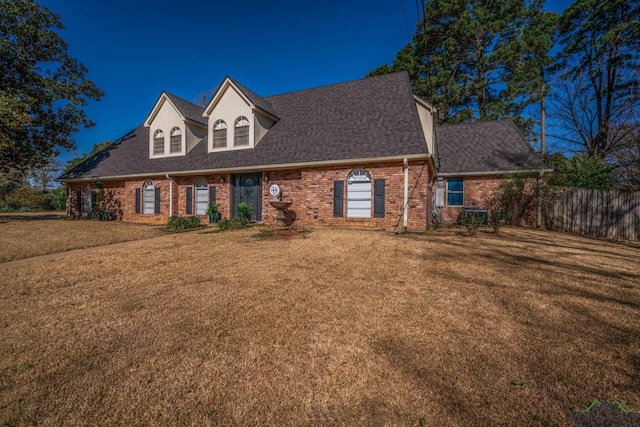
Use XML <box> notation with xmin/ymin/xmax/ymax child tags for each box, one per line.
<box><xmin>209</xmin><ymin>186</ymin><xmax>216</xmax><ymax>204</ymax></box>
<box><xmin>333</xmin><ymin>180</ymin><xmax>344</xmax><ymax>217</ymax></box>
<box><xmin>186</xmin><ymin>187</ymin><xmax>192</xmax><ymax>215</ymax></box>
<box><xmin>135</xmin><ymin>188</ymin><xmax>141</xmax><ymax>214</ymax></box>
<box><xmin>91</xmin><ymin>190</ymin><xmax>97</xmax><ymax>205</ymax></box>
<box><xmin>154</xmin><ymin>187</ymin><xmax>161</xmax><ymax>214</ymax></box>
<box><xmin>76</xmin><ymin>190</ymin><xmax>82</xmax><ymax>214</ymax></box>
<box><xmin>374</xmin><ymin>179</ymin><xmax>385</xmax><ymax>218</ymax></box>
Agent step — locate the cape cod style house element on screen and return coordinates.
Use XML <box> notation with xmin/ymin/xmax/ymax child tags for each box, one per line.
<box><xmin>59</xmin><ymin>71</ymin><xmax>546</xmax><ymax>231</ymax></box>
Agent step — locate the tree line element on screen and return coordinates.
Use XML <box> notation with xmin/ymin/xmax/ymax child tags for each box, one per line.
<box><xmin>369</xmin><ymin>0</ymin><xmax>639</xmax><ymax>190</ymax></box>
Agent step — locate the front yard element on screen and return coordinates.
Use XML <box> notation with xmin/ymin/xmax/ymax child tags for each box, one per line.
<box><xmin>0</xmin><ymin>223</ymin><xmax>638</xmax><ymax>425</ymax></box>
<box><xmin>0</xmin><ymin>212</ymin><xmax>166</xmax><ymax>262</ymax></box>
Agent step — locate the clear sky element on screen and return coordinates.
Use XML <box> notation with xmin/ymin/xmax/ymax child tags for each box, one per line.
<box><xmin>38</xmin><ymin>0</ymin><xmax>573</xmax><ymax>164</ymax></box>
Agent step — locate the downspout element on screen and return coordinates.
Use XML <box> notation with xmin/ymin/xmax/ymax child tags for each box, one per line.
<box><xmin>403</xmin><ymin>158</ymin><xmax>409</xmax><ymax>230</ymax></box>
<box><xmin>166</xmin><ymin>174</ymin><xmax>173</xmax><ymax>217</ymax></box>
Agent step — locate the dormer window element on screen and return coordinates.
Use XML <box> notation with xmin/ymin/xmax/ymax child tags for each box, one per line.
<box><xmin>153</xmin><ymin>130</ymin><xmax>165</xmax><ymax>155</ymax></box>
<box><xmin>170</xmin><ymin>127</ymin><xmax>182</xmax><ymax>153</ymax></box>
<box><xmin>213</xmin><ymin>120</ymin><xmax>227</xmax><ymax>148</ymax></box>
<box><xmin>234</xmin><ymin>116</ymin><xmax>249</xmax><ymax>147</ymax></box>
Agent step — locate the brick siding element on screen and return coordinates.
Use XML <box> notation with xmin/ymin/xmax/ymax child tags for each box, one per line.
<box><xmin>66</xmin><ymin>160</ymin><xmax>433</xmax><ymax>231</ymax></box>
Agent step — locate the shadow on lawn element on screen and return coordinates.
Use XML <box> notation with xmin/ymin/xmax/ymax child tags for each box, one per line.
<box><xmin>0</xmin><ymin>212</ymin><xmax>67</xmax><ymax>221</ymax></box>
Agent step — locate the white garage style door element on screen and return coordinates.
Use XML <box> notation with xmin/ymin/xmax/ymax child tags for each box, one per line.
<box><xmin>347</xmin><ymin>169</ymin><xmax>372</xmax><ymax>218</ymax></box>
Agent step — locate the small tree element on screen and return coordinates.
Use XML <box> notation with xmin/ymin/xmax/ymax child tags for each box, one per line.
<box><xmin>488</xmin><ymin>174</ymin><xmax>539</xmax><ymax>227</ymax></box>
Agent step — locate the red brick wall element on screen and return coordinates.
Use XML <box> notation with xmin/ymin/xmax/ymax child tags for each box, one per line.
<box><xmin>262</xmin><ymin>160</ymin><xmax>430</xmax><ymax>231</ymax></box>
<box><xmin>65</xmin><ymin>160</ymin><xmax>432</xmax><ymax>231</ymax></box>
<box><xmin>174</xmin><ymin>175</ymin><xmax>231</xmax><ymax>224</ymax></box>
<box><xmin>439</xmin><ymin>176</ymin><xmax>502</xmax><ymax>223</ymax></box>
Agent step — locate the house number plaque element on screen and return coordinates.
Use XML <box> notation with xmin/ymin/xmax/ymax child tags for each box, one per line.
<box><xmin>269</xmin><ymin>184</ymin><xmax>280</xmax><ymax>197</ymax></box>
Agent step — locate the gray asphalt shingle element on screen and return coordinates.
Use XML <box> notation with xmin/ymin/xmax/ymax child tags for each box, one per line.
<box><xmin>435</xmin><ymin>120</ymin><xmax>546</xmax><ymax>174</ymax></box>
<box><xmin>60</xmin><ymin>72</ymin><xmax>428</xmax><ymax>180</ymax></box>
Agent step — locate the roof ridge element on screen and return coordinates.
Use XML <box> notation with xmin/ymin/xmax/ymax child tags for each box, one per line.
<box><xmin>264</xmin><ymin>71</ymin><xmax>409</xmax><ymax>100</ymax></box>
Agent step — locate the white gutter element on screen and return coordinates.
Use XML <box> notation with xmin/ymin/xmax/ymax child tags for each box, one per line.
<box><xmin>165</xmin><ymin>174</ymin><xmax>173</xmax><ymax>217</ymax></box>
<box><xmin>437</xmin><ymin>168</ymin><xmax>553</xmax><ymax>177</ymax></box>
<box><xmin>60</xmin><ymin>153</ymin><xmax>432</xmax><ymax>183</ymax></box>
<box><xmin>403</xmin><ymin>158</ymin><xmax>409</xmax><ymax>228</ymax></box>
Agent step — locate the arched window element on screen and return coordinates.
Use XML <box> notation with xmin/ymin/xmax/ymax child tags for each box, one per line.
<box><xmin>347</xmin><ymin>169</ymin><xmax>372</xmax><ymax>218</ymax></box>
<box><xmin>170</xmin><ymin>127</ymin><xmax>182</xmax><ymax>153</ymax></box>
<box><xmin>153</xmin><ymin>130</ymin><xmax>165</xmax><ymax>155</ymax></box>
<box><xmin>83</xmin><ymin>184</ymin><xmax>92</xmax><ymax>214</ymax></box>
<box><xmin>234</xmin><ymin>116</ymin><xmax>249</xmax><ymax>146</ymax></box>
<box><xmin>213</xmin><ymin>120</ymin><xmax>227</xmax><ymax>148</ymax></box>
<box><xmin>143</xmin><ymin>181</ymin><xmax>154</xmax><ymax>214</ymax></box>
<box><xmin>195</xmin><ymin>178</ymin><xmax>208</xmax><ymax>215</ymax></box>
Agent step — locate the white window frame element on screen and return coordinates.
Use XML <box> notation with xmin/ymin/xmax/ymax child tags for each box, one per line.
<box><xmin>234</xmin><ymin>116</ymin><xmax>250</xmax><ymax>147</ymax></box>
<box><xmin>195</xmin><ymin>178</ymin><xmax>208</xmax><ymax>215</ymax></box>
<box><xmin>153</xmin><ymin>130</ymin><xmax>165</xmax><ymax>156</ymax></box>
<box><xmin>143</xmin><ymin>181</ymin><xmax>154</xmax><ymax>214</ymax></box>
<box><xmin>347</xmin><ymin>169</ymin><xmax>372</xmax><ymax>218</ymax></box>
<box><xmin>212</xmin><ymin>120</ymin><xmax>227</xmax><ymax>149</ymax></box>
<box><xmin>169</xmin><ymin>127</ymin><xmax>182</xmax><ymax>154</ymax></box>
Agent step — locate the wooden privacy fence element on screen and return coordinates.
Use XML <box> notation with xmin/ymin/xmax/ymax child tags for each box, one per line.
<box><xmin>546</xmin><ymin>187</ymin><xmax>640</xmax><ymax>241</ymax></box>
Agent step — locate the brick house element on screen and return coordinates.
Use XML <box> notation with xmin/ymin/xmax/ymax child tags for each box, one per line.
<box><xmin>59</xmin><ymin>72</ymin><xmax>546</xmax><ymax>231</ymax></box>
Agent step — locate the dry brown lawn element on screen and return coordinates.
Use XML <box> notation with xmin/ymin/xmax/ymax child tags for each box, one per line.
<box><xmin>0</xmin><ymin>225</ymin><xmax>639</xmax><ymax>426</ymax></box>
<box><xmin>0</xmin><ymin>212</ymin><xmax>166</xmax><ymax>262</ymax></box>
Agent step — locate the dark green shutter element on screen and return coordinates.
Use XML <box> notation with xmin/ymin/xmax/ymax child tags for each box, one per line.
<box><xmin>186</xmin><ymin>187</ymin><xmax>192</xmax><ymax>215</ymax></box>
<box><xmin>76</xmin><ymin>190</ymin><xmax>82</xmax><ymax>214</ymax></box>
<box><xmin>209</xmin><ymin>186</ymin><xmax>216</xmax><ymax>204</ymax></box>
<box><xmin>135</xmin><ymin>188</ymin><xmax>141</xmax><ymax>214</ymax></box>
<box><xmin>154</xmin><ymin>187</ymin><xmax>161</xmax><ymax>214</ymax></box>
<box><xmin>374</xmin><ymin>179</ymin><xmax>385</xmax><ymax>218</ymax></box>
<box><xmin>91</xmin><ymin>190</ymin><xmax>96</xmax><ymax>205</ymax></box>
<box><xmin>333</xmin><ymin>180</ymin><xmax>344</xmax><ymax>217</ymax></box>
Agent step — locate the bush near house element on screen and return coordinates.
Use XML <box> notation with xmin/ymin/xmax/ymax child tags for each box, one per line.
<box><xmin>165</xmin><ymin>216</ymin><xmax>203</xmax><ymax>232</ymax></box>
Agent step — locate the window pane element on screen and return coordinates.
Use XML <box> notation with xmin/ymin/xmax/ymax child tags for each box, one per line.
<box><xmin>213</xmin><ymin>129</ymin><xmax>227</xmax><ymax>148</ymax></box>
<box><xmin>447</xmin><ymin>192</ymin><xmax>463</xmax><ymax>206</ymax></box>
<box><xmin>234</xmin><ymin>126</ymin><xmax>249</xmax><ymax>146</ymax></box>
<box><xmin>448</xmin><ymin>179</ymin><xmax>463</xmax><ymax>192</ymax></box>
<box><xmin>153</xmin><ymin>138</ymin><xmax>164</xmax><ymax>155</ymax></box>
<box><xmin>144</xmin><ymin>188</ymin><xmax>154</xmax><ymax>214</ymax></box>
<box><xmin>195</xmin><ymin>186</ymin><xmax>208</xmax><ymax>215</ymax></box>
<box><xmin>170</xmin><ymin>135</ymin><xmax>181</xmax><ymax>153</ymax></box>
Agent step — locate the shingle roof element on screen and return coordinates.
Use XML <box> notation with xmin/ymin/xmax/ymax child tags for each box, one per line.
<box><xmin>60</xmin><ymin>72</ymin><xmax>429</xmax><ymax>180</ymax></box>
<box><xmin>435</xmin><ymin>120</ymin><xmax>547</xmax><ymax>175</ymax></box>
<box><xmin>229</xmin><ymin>78</ymin><xmax>279</xmax><ymax>118</ymax></box>
<box><xmin>164</xmin><ymin>92</ymin><xmax>207</xmax><ymax>125</ymax></box>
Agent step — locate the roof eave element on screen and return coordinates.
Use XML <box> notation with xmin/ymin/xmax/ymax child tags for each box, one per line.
<box><xmin>438</xmin><ymin>168</ymin><xmax>553</xmax><ymax>177</ymax></box>
<box><xmin>59</xmin><ymin>153</ymin><xmax>432</xmax><ymax>183</ymax></box>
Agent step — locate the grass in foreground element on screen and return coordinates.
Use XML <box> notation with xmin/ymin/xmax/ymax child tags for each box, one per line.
<box><xmin>0</xmin><ymin>214</ymin><xmax>166</xmax><ymax>262</ymax></box>
<box><xmin>0</xmin><ymin>226</ymin><xmax>638</xmax><ymax>426</ymax></box>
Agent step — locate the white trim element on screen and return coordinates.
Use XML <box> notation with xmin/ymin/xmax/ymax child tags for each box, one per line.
<box><xmin>438</xmin><ymin>168</ymin><xmax>552</xmax><ymax>177</ymax></box>
<box><xmin>60</xmin><ymin>154</ymin><xmax>432</xmax><ymax>183</ymax></box>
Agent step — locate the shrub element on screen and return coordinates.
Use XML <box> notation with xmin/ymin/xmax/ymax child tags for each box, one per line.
<box><xmin>51</xmin><ymin>186</ymin><xmax>67</xmax><ymax>211</ymax></box>
<box><xmin>166</xmin><ymin>216</ymin><xmax>203</xmax><ymax>232</ymax></box>
<box><xmin>217</xmin><ymin>217</ymin><xmax>249</xmax><ymax>231</ymax></box>
<box><xmin>488</xmin><ymin>207</ymin><xmax>508</xmax><ymax>234</ymax></box>
<box><xmin>236</xmin><ymin>202</ymin><xmax>252</xmax><ymax>219</ymax></box>
<box><xmin>461</xmin><ymin>209</ymin><xmax>485</xmax><ymax>236</ymax></box>
<box><xmin>487</xmin><ymin>174</ymin><xmax>539</xmax><ymax>226</ymax></box>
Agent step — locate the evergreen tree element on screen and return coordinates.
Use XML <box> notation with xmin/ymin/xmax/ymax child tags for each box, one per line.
<box><xmin>368</xmin><ymin>0</ymin><xmax>556</xmax><ymax>139</ymax></box>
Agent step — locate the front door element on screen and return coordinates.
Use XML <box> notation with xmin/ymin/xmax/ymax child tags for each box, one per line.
<box><xmin>232</xmin><ymin>173</ymin><xmax>262</xmax><ymax>222</ymax></box>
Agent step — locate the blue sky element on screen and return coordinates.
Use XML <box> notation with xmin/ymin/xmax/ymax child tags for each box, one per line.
<box><xmin>39</xmin><ymin>0</ymin><xmax>573</xmax><ymax>163</ymax></box>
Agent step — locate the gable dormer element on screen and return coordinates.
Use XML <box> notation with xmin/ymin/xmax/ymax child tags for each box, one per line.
<box><xmin>144</xmin><ymin>92</ymin><xmax>207</xmax><ymax>159</ymax></box>
<box><xmin>202</xmin><ymin>77</ymin><xmax>279</xmax><ymax>153</ymax></box>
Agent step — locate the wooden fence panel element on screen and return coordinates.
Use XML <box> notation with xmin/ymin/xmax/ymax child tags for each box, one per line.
<box><xmin>546</xmin><ymin>187</ymin><xmax>640</xmax><ymax>241</ymax></box>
